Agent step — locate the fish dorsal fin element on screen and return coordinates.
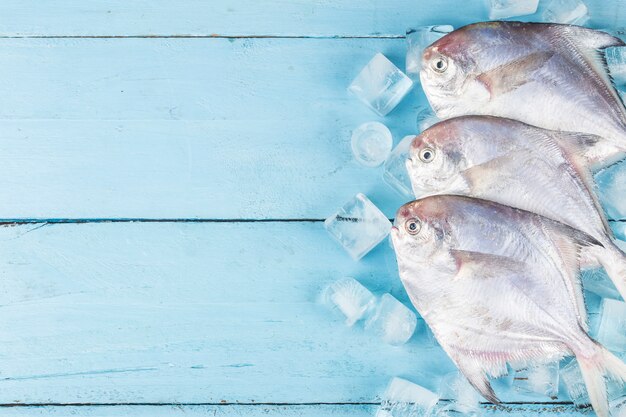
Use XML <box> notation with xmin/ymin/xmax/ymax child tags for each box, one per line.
<box><xmin>549</xmin><ymin>130</ymin><xmax>602</xmax><ymax>163</ymax></box>
<box><xmin>476</xmin><ymin>51</ymin><xmax>553</xmax><ymax>98</ymax></box>
<box><xmin>558</xmin><ymin>25</ymin><xmax>625</xmax><ymax>51</ymax></box>
<box><xmin>538</xmin><ymin>217</ymin><xmax>603</xmax><ymax>332</ymax></box>
<box><xmin>549</xmin><ymin>130</ymin><xmax>614</xmax><ymax>238</ymax></box>
<box><xmin>549</xmin><ymin>25</ymin><xmax>626</xmax><ymax>120</ymax></box>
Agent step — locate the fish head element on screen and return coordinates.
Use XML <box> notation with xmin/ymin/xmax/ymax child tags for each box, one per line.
<box><xmin>391</xmin><ymin>199</ymin><xmax>451</xmax><ymax>261</ymax></box>
<box><xmin>420</xmin><ymin>27</ymin><xmax>480</xmax><ymax>118</ymax></box>
<box><xmin>406</xmin><ymin>120</ymin><xmax>470</xmax><ymax>198</ymax></box>
<box><xmin>420</xmin><ymin>22</ymin><xmax>534</xmax><ymax>118</ymax></box>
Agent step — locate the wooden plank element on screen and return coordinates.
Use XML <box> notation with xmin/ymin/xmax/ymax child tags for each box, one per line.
<box><xmin>0</xmin><ymin>404</ymin><xmax>595</xmax><ymax>417</ymax></box>
<box><xmin>0</xmin><ymin>0</ymin><xmax>624</xmax><ymax>37</ymax></box>
<box><xmin>0</xmin><ymin>38</ymin><xmax>413</xmax><ymax>219</ymax></box>
<box><xmin>0</xmin><ymin>37</ymin><xmax>622</xmax><ymax>220</ymax></box>
<box><xmin>0</xmin><ymin>221</ymin><xmax>598</xmax><ymax>404</ymax></box>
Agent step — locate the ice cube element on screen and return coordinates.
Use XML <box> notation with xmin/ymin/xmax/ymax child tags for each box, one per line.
<box><xmin>383</xmin><ymin>135</ymin><xmax>415</xmax><ymax>199</ymax></box>
<box><xmin>414</xmin><ymin>318</ymin><xmax>440</xmax><ymax>348</ymax></box>
<box><xmin>581</xmin><ymin>268</ymin><xmax>622</xmax><ymax>300</ymax></box>
<box><xmin>351</xmin><ymin>122</ymin><xmax>393</xmax><ymax>167</ymax></box>
<box><xmin>614</xmin><ymin>223</ymin><xmax>626</xmax><ymax>244</ymax></box>
<box><xmin>406</xmin><ymin>26</ymin><xmax>454</xmax><ymax>79</ymax></box>
<box><xmin>321</xmin><ymin>277</ymin><xmax>376</xmax><ymax>326</ymax></box>
<box><xmin>607</xmin><ymin>47</ymin><xmax>626</xmax><ymax>89</ymax></box>
<box><xmin>377</xmin><ymin>377</ymin><xmax>440</xmax><ymax>417</ymax></box>
<box><xmin>348</xmin><ymin>53</ymin><xmax>413</xmax><ymax>117</ymax></box>
<box><xmin>325</xmin><ymin>193</ymin><xmax>392</xmax><ymax>260</ymax></box>
<box><xmin>416</xmin><ymin>107</ymin><xmax>440</xmax><ymax>132</ymax></box>
<box><xmin>560</xmin><ymin>360</ymin><xmax>589</xmax><ymax>406</ymax></box>
<box><xmin>365</xmin><ymin>293</ymin><xmax>417</xmax><ymax>346</ymax></box>
<box><xmin>596</xmin><ymin>160</ymin><xmax>626</xmax><ymax>220</ymax></box>
<box><xmin>438</xmin><ymin>372</ymin><xmax>481</xmax><ymax>415</ymax></box>
<box><xmin>540</xmin><ymin>0</ymin><xmax>589</xmax><ymax>25</ymax></box>
<box><xmin>611</xmin><ymin>396</ymin><xmax>626</xmax><ymax>417</ymax></box>
<box><xmin>561</xmin><ymin>359</ymin><xmax>625</xmax><ymax>406</ymax></box>
<box><xmin>597</xmin><ymin>298</ymin><xmax>626</xmax><ymax>353</ymax></box>
<box><xmin>513</xmin><ymin>362</ymin><xmax>559</xmax><ymax>399</ymax></box>
<box><xmin>487</xmin><ymin>0</ymin><xmax>539</xmax><ymax>19</ymax></box>
<box><xmin>493</xmin><ymin>365</ymin><xmax>515</xmax><ymax>391</ymax></box>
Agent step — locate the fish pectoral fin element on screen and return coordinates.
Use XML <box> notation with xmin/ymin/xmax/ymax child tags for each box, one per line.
<box><xmin>476</xmin><ymin>51</ymin><xmax>553</xmax><ymax>98</ymax></box>
<box><xmin>451</xmin><ymin>353</ymin><xmax>501</xmax><ymax>404</ymax></box>
<box><xmin>450</xmin><ymin>249</ymin><xmax>525</xmax><ymax>280</ymax></box>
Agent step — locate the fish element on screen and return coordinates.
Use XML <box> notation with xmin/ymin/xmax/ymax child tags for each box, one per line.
<box><xmin>406</xmin><ymin>115</ymin><xmax>626</xmax><ymax>300</ymax></box>
<box><xmin>419</xmin><ymin>21</ymin><xmax>626</xmax><ymax>164</ymax></box>
<box><xmin>391</xmin><ymin>195</ymin><xmax>626</xmax><ymax>417</ymax></box>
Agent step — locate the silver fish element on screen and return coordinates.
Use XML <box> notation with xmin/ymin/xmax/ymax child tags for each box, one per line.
<box><xmin>420</xmin><ymin>21</ymin><xmax>626</xmax><ymax>163</ymax></box>
<box><xmin>406</xmin><ymin>115</ymin><xmax>626</xmax><ymax>300</ymax></box>
<box><xmin>391</xmin><ymin>195</ymin><xmax>626</xmax><ymax>417</ymax></box>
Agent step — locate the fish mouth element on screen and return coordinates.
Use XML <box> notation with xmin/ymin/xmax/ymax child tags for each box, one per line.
<box><xmin>391</xmin><ymin>225</ymin><xmax>399</xmax><ymax>232</ymax></box>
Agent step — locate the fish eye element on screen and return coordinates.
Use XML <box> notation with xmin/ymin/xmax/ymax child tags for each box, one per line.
<box><xmin>405</xmin><ymin>218</ymin><xmax>421</xmax><ymax>235</ymax></box>
<box><xmin>431</xmin><ymin>57</ymin><xmax>448</xmax><ymax>73</ymax></box>
<box><xmin>419</xmin><ymin>147</ymin><xmax>435</xmax><ymax>163</ymax></box>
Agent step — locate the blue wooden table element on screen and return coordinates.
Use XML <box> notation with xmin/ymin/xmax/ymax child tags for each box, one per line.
<box><xmin>0</xmin><ymin>1</ymin><xmax>622</xmax><ymax>415</ymax></box>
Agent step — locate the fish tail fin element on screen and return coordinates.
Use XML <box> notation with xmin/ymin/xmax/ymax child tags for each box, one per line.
<box><xmin>576</xmin><ymin>343</ymin><xmax>626</xmax><ymax>417</ymax></box>
<box><xmin>594</xmin><ymin>243</ymin><xmax>626</xmax><ymax>301</ymax></box>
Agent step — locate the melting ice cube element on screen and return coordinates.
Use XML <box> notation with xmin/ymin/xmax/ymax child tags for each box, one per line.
<box><xmin>416</xmin><ymin>107</ymin><xmax>440</xmax><ymax>132</ymax></box>
<box><xmin>611</xmin><ymin>396</ymin><xmax>626</xmax><ymax>417</ymax></box>
<box><xmin>581</xmin><ymin>268</ymin><xmax>622</xmax><ymax>300</ymax></box>
<box><xmin>607</xmin><ymin>47</ymin><xmax>626</xmax><ymax>89</ymax></box>
<box><xmin>383</xmin><ymin>135</ymin><xmax>416</xmax><ymax>199</ymax></box>
<box><xmin>560</xmin><ymin>360</ymin><xmax>590</xmax><ymax>406</ymax></box>
<box><xmin>561</xmin><ymin>359</ymin><xmax>625</xmax><ymax>406</ymax></box>
<box><xmin>438</xmin><ymin>372</ymin><xmax>481</xmax><ymax>415</ymax></box>
<box><xmin>540</xmin><ymin>0</ymin><xmax>589</xmax><ymax>25</ymax></box>
<box><xmin>321</xmin><ymin>277</ymin><xmax>376</xmax><ymax>326</ymax></box>
<box><xmin>492</xmin><ymin>365</ymin><xmax>516</xmax><ymax>392</ymax></box>
<box><xmin>513</xmin><ymin>362</ymin><xmax>559</xmax><ymax>399</ymax></box>
<box><xmin>365</xmin><ymin>293</ymin><xmax>417</xmax><ymax>346</ymax></box>
<box><xmin>406</xmin><ymin>26</ymin><xmax>454</xmax><ymax>79</ymax></box>
<box><xmin>596</xmin><ymin>160</ymin><xmax>626</xmax><ymax>220</ymax></box>
<box><xmin>376</xmin><ymin>377</ymin><xmax>440</xmax><ymax>417</ymax></box>
<box><xmin>351</xmin><ymin>122</ymin><xmax>393</xmax><ymax>167</ymax></box>
<box><xmin>325</xmin><ymin>193</ymin><xmax>391</xmax><ymax>260</ymax></box>
<box><xmin>487</xmin><ymin>0</ymin><xmax>539</xmax><ymax>19</ymax></box>
<box><xmin>597</xmin><ymin>298</ymin><xmax>626</xmax><ymax>353</ymax></box>
<box><xmin>348</xmin><ymin>53</ymin><xmax>413</xmax><ymax>117</ymax></box>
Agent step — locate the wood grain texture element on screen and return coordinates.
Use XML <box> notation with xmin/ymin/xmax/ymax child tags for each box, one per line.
<box><xmin>0</xmin><ymin>37</ymin><xmax>622</xmax><ymax>220</ymax></box>
<box><xmin>0</xmin><ymin>0</ymin><xmax>624</xmax><ymax>37</ymax></box>
<box><xmin>0</xmin><ymin>221</ymin><xmax>602</xmax><ymax>404</ymax></box>
<box><xmin>0</xmin><ymin>221</ymin><xmax>436</xmax><ymax>403</ymax></box>
<box><xmin>0</xmin><ymin>38</ymin><xmax>414</xmax><ymax>219</ymax></box>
